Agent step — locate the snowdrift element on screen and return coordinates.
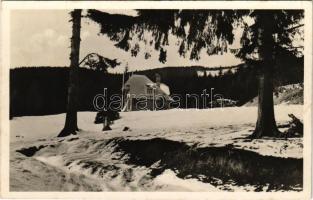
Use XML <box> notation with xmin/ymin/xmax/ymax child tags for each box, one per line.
<box><xmin>12</xmin><ymin>137</ymin><xmax>302</xmax><ymax>192</ymax></box>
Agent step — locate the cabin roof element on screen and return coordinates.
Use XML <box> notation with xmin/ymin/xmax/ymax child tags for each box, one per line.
<box><xmin>124</xmin><ymin>75</ymin><xmax>171</xmax><ymax>99</ymax></box>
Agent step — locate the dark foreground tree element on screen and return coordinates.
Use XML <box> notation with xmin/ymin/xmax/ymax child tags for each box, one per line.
<box><xmin>237</xmin><ymin>11</ymin><xmax>303</xmax><ymax>138</ymax></box>
<box><xmin>87</xmin><ymin>9</ymin><xmax>303</xmax><ymax>138</ymax></box>
<box><xmin>58</xmin><ymin>9</ymin><xmax>82</xmax><ymax>137</ymax></box>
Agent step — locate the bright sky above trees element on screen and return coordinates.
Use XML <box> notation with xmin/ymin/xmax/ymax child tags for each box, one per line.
<box><xmin>11</xmin><ymin>10</ymin><xmax>243</xmax><ymax>73</ymax></box>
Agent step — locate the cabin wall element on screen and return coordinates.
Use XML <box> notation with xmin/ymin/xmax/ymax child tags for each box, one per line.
<box><xmin>126</xmin><ymin>97</ymin><xmax>171</xmax><ymax>111</ymax></box>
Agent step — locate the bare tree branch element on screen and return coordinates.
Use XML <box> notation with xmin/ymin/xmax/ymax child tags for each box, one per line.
<box><xmin>284</xmin><ymin>24</ymin><xmax>304</xmax><ymax>32</ymax></box>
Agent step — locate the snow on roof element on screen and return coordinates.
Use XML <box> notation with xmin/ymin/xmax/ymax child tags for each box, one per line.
<box><xmin>124</xmin><ymin>74</ymin><xmax>171</xmax><ymax>98</ymax></box>
<box><xmin>160</xmin><ymin>83</ymin><xmax>170</xmax><ymax>95</ymax></box>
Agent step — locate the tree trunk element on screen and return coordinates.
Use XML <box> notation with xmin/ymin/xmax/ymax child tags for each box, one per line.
<box><xmin>250</xmin><ymin>20</ymin><xmax>281</xmax><ymax>139</ymax></box>
<box><xmin>58</xmin><ymin>9</ymin><xmax>82</xmax><ymax>137</ymax></box>
<box><xmin>250</xmin><ymin>64</ymin><xmax>281</xmax><ymax>138</ymax></box>
<box><xmin>102</xmin><ymin>116</ymin><xmax>112</xmax><ymax>131</ymax></box>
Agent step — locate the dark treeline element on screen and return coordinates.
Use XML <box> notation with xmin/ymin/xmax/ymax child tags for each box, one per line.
<box><xmin>10</xmin><ymin>56</ymin><xmax>303</xmax><ymax>117</ymax></box>
<box><xmin>10</xmin><ymin>67</ymin><xmax>123</xmax><ymax>117</ymax></box>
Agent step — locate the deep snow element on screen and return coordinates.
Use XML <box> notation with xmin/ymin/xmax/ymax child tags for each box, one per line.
<box><xmin>10</xmin><ymin>105</ymin><xmax>303</xmax><ymax>191</ymax></box>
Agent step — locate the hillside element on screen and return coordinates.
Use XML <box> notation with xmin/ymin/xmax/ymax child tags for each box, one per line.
<box><xmin>244</xmin><ymin>84</ymin><xmax>303</xmax><ymax>107</ymax></box>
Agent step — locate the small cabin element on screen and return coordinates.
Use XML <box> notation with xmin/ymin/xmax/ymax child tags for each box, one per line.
<box><xmin>122</xmin><ymin>74</ymin><xmax>172</xmax><ymax>111</ymax></box>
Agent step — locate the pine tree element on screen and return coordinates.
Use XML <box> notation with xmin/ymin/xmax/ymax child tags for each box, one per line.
<box><xmin>237</xmin><ymin>11</ymin><xmax>303</xmax><ymax>138</ymax></box>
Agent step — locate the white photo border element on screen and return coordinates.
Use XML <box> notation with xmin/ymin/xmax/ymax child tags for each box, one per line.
<box><xmin>1</xmin><ymin>1</ymin><xmax>312</xmax><ymax>199</ymax></box>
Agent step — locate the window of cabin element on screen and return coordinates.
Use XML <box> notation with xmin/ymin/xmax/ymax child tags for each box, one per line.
<box><xmin>147</xmin><ymin>86</ymin><xmax>153</xmax><ymax>95</ymax></box>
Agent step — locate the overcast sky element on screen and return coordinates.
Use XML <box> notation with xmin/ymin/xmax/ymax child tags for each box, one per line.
<box><xmin>10</xmin><ymin>10</ymin><xmax>243</xmax><ymax>73</ymax></box>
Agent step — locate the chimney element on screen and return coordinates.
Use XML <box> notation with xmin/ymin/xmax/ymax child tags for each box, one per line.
<box><xmin>155</xmin><ymin>73</ymin><xmax>161</xmax><ymax>87</ymax></box>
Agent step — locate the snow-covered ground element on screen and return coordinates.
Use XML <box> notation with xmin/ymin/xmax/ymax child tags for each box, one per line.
<box><xmin>10</xmin><ymin>105</ymin><xmax>303</xmax><ymax>191</ymax></box>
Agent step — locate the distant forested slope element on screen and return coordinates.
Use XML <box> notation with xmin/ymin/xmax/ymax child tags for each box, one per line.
<box><xmin>10</xmin><ymin>56</ymin><xmax>303</xmax><ymax>117</ymax></box>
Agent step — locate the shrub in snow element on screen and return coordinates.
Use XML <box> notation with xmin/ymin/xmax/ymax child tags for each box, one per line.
<box><xmin>94</xmin><ymin>110</ymin><xmax>120</xmax><ymax>124</ymax></box>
